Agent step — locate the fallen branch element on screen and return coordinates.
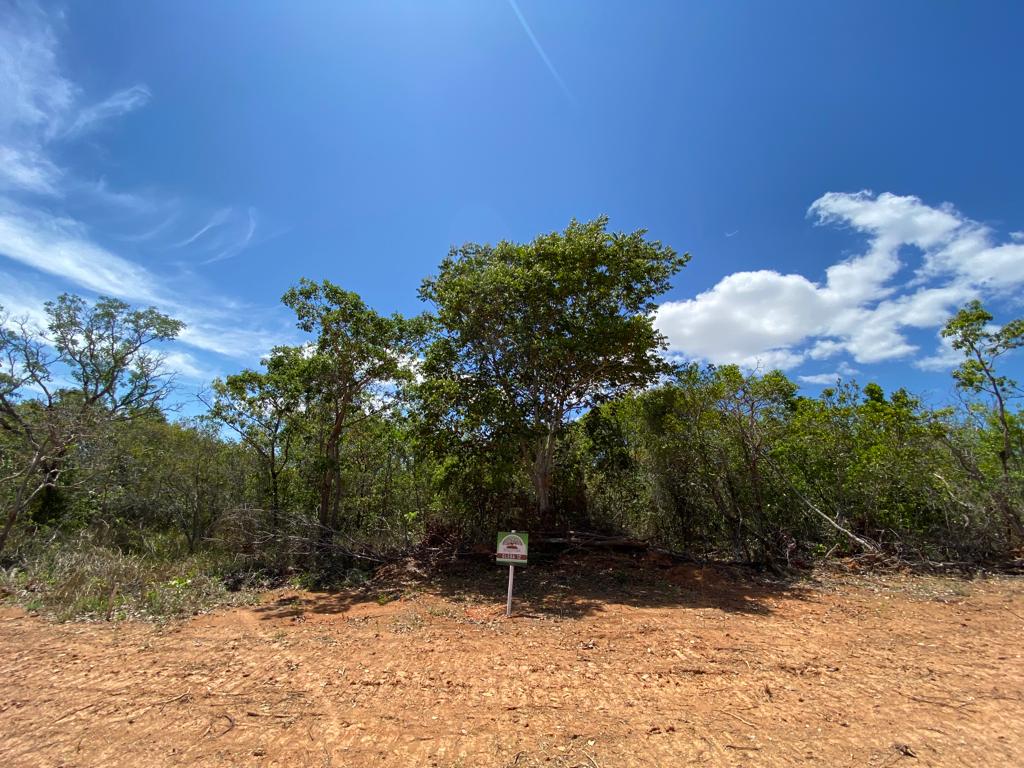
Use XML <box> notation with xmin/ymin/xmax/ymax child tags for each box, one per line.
<box><xmin>720</xmin><ymin>710</ymin><xmax>757</xmax><ymax>728</ymax></box>
<box><xmin>53</xmin><ymin>703</ymin><xmax>97</xmax><ymax>723</ymax></box>
<box><xmin>762</xmin><ymin>454</ymin><xmax>879</xmax><ymax>554</ymax></box>
<box><xmin>155</xmin><ymin>692</ymin><xmax>193</xmax><ymax>706</ymax></box>
<box><xmin>906</xmin><ymin>694</ymin><xmax>975</xmax><ymax>710</ymax></box>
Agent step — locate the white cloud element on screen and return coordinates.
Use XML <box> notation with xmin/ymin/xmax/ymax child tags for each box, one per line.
<box><xmin>0</xmin><ymin>5</ymin><xmax>75</xmax><ymax>138</ymax></box>
<box><xmin>799</xmin><ymin>372</ymin><xmax>841</xmax><ymax>385</ymax></box>
<box><xmin>0</xmin><ymin>4</ymin><xmax>289</xmax><ymax>371</ymax></box>
<box><xmin>176</xmin><ymin>315</ymin><xmax>290</xmax><ymax>360</ymax></box>
<box><xmin>0</xmin><ymin>271</ymin><xmax>51</xmax><ymax>328</ymax></box>
<box><xmin>0</xmin><ymin>201</ymin><xmax>291</xmax><ymax>360</ymax></box>
<box><xmin>0</xmin><ymin>6</ymin><xmax>72</xmax><ymax>197</ymax></box>
<box><xmin>162</xmin><ymin>350</ymin><xmax>217</xmax><ymax>382</ymax></box>
<box><xmin>656</xmin><ymin>191</ymin><xmax>1024</xmax><ymax>373</ymax></box>
<box><xmin>202</xmin><ymin>206</ymin><xmax>258</xmax><ymax>264</ymax></box>
<box><xmin>810</xmin><ymin>191</ymin><xmax>961</xmax><ymax>250</ymax></box>
<box><xmin>0</xmin><ymin>145</ymin><xmax>62</xmax><ymax>194</ymax></box>
<box><xmin>0</xmin><ymin>207</ymin><xmax>292</xmax><ymax>360</ymax></box>
<box><xmin>656</xmin><ymin>270</ymin><xmax>831</xmax><ymax>368</ymax></box>
<box><xmin>171</xmin><ymin>207</ymin><xmax>233</xmax><ymax>248</ymax></box>
<box><xmin>113</xmin><ymin>212</ymin><xmax>180</xmax><ymax>243</ymax></box>
<box><xmin>64</xmin><ymin>85</ymin><xmax>150</xmax><ymax>138</ymax></box>
<box><xmin>0</xmin><ymin>204</ymin><xmax>160</xmax><ymax>302</ymax></box>
<box><xmin>0</xmin><ymin>6</ymin><xmax>147</xmax><ymax>141</ymax></box>
<box><xmin>915</xmin><ymin>332</ymin><xmax>963</xmax><ymax>372</ymax></box>
<box><xmin>799</xmin><ymin>362</ymin><xmax>859</xmax><ymax>386</ymax></box>
<box><xmin>75</xmin><ymin>177</ymin><xmax>161</xmax><ymax>212</ymax></box>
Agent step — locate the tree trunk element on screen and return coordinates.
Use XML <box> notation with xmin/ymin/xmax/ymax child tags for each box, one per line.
<box><xmin>270</xmin><ymin>469</ymin><xmax>280</xmax><ymax>531</ymax></box>
<box><xmin>0</xmin><ymin>500</ymin><xmax>20</xmax><ymax>555</ymax></box>
<box><xmin>318</xmin><ymin>408</ymin><xmax>347</xmax><ymax>551</ymax></box>
<box><xmin>269</xmin><ymin>441</ymin><xmax>280</xmax><ymax>531</ymax></box>
<box><xmin>189</xmin><ymin>480</ymin><xmax>200</xmax><ymax>554</ymax></box>
<box><xmin>318</xmin><ymin>465</ymin><xmax>334</xmax><ymax>539</ymax></box>
<box><xmin>529</xmin><ymin>429</ymin><xmax>557</xmax><ymax>529</ymax></box>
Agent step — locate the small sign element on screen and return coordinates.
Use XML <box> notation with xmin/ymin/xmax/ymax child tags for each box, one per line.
<box><xmin>496</xmin><ymin>531</ymin><xmax>528</xmax><ymax>565</ymax></box>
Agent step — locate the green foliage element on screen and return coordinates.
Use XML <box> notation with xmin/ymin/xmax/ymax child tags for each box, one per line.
<box><xmin>208</xmin><ymin>346</ymin><xmax>306</xmax><ymax>525</ymax></box>
<box><xmin>576</xmin><ymin>366</ymin><xmax>1016</xmax><ymax>563</ymax></box>
<box><xmin>3</xmin><ymin>259</ymin><xmax>1023</xmax><ymax>621</ymax></box>
<box><xmin>418</xmin><ymin>216</ymin><xmax>688</xmax><ymax>526</ymax></box>
<box><xmin>280</xmin><ymin>279</ymin><xmax>426</xmax><ymax>539</ymax></box>
<box><xmin>941</xmin><ymin>300</ymin><xmax>1023</xmax><ymax>536</ymax></box>
<box><xmin>942</xmin><ymin>300</ymin><xmax>1024</xmax><ymax>397</ymax></box>
<box><xmin>0</xmin><ymin>294</ymin><xmax>184</xmax><ymax>553</ymax></box>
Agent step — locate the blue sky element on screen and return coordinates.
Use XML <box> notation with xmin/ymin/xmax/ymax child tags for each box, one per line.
<box><xmin>1</xmin><ymin>0</ymin><xmax>1023</xmax><ymax>403</ymax></box>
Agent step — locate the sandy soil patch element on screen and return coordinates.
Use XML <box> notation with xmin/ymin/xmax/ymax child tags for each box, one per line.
<box><xmin>1</xmin><ymin>559</ymin><xmax>1022</xmax><ymax>767</ymax></box>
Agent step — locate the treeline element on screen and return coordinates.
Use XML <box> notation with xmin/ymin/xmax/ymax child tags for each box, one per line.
<box><xmin>2</xmin><ymin>218</ymin><xmax>1022</xmax><ymax>585</ymax></box>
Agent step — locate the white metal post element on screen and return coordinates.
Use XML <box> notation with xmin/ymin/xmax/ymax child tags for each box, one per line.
<box><xmin>506</xmin><ymin>564</ymin><xmax>515</xmax><ymax>617</ymax></box>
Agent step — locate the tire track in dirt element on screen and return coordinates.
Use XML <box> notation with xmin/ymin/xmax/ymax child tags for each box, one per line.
<box><xmin>1</xmin><ymin>570</ymin><xmax>1022</xmax><ymax>767</ymax></box>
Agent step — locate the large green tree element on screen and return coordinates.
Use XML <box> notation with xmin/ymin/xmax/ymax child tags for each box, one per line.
<box><xmin>0</xmin><ymin>294</ymin><xmax>183</xmax><ymax>552</ymax></box>
<box><xmin>281</xmin><ymin>279</ymin><xmax>423</xmax><ymax>543</ymax></box>
<box><xmin>418</xmin><ymin>216</ymin><xmax>687</xmax><ymax>527</ymax></box>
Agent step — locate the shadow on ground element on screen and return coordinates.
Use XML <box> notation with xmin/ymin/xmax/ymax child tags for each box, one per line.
<box><xmin>251</xmin><ymin>551</ymin><xmax>814</xmax><ymax>622</ymax></box>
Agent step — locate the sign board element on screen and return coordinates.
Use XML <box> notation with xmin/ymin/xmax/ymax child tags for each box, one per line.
<box><xmin>496</xmin><ymin>532</ymin><xmax>528</xmax><ymax>565</ymax></box>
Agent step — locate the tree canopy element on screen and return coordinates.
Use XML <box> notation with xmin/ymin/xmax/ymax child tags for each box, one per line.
<box><xmin>418</xmin><ymin>216</ymin><xmax>688</xmax><ymax>526</ymax></box>
<box><xmin>1</xmin><ymin>230</ymin><xmax>1022</xmax><ymax>582</ymax></box>
<box><xmin>0</xmin><ymin>294</ymin><xmax>183</xmax><ymax>552</ymax></box>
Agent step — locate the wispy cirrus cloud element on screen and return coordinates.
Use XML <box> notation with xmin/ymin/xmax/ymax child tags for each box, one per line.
<box><xmin>0</xmin><ymin>200</ymin><xmax>291</xmax><ymax>362</ymax></box>
<box><xmin>171</xmin><ymin>207</ymin><xmax>233</xmax><ymax>248</ymax></box>
<box><xmin>0</xmin><ymin>203</ymin><xmax>161</xmax><ymax>302</ymax></box>
<box><xmin>63</xmin><ymin>85</ymin><xmax>151</xmax><ymax>138</ymax></box>
<box><xmin>0</xmin><ymin>145</ymin><xmax>62</xmax><ymax>195</ymax></box>
<box><xmin>0</xmin><ymin>3</ymin><xmax>74</xmax><ymax>139</ymax></box>
<box><xmin>202</xmin><ymin>206</ymin><xmax>258</xmax><ymax>264</ymax></box>
<box><xmin>168</xmin><ymin>205</ymin><xmax>270</xmax><ymax>265</ymax></box>
<box><xmin>0</xmin><ymin>269</ymin><xmax>52</xmax><ymax>328</ymax></box>
<box><xmin>0</xmin><ymin>5</ymin><xmax>148</xmax><ymax>192</ymax></box>
<box><xmin>161</xmin><ymin>350</ymin><xmax>220</xmax><ymax>383</ymax></box>
<box><xmin>655</xmin><ymin>191</ymin><xmax>1024</xmax><ymax>374</ymax></box>
<box><xmin>0</xmin><ymin>3</ymin><xmax>289</xmax><ymax>382</ymax></box>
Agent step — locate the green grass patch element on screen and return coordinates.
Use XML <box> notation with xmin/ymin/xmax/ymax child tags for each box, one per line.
<box><xmin>0</xmin><ymin>534</ymin><xmax>257</xmax><ymax>622</ymax></box>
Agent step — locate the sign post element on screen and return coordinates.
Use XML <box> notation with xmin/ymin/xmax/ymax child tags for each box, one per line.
<box><xmin>496</xmin><ymin>531</ymin><xmax>528</xmax><ymax>617</ymax></box>
<box><xmin>506</xmin><ymin>563</ymin><xmax>515</xmax><ymax>617</ymax></box>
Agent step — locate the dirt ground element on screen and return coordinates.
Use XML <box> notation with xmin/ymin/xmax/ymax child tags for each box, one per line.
<box><xmin>1</xmin><ymin>557</ymin><xmax>1022</xmax><ymax>768</ymax></box>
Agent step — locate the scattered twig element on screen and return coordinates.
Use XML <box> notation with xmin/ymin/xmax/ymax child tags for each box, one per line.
<box><xmin>202</xmin><ymin>712</ymin><xmax>235</xmax><ymax>739</ymax></box>
<box><xmin>909</xmin><ymin>696</ymin><xmax>970</xmax><ymax>712</ymax></box>
<box><xmin>53</xmin><ymin>703</ymin><xmax>98</xmax><ymax>723</ymax></box>
<box><xmin>720</xmin><ymin>710</ymin><xmax>757</xmax><ymax>728</ymax></box>
<box><xmin>246</xmin><ymin>710</ymin><xmax>323</xmax><ymax>718</ymax></box>
<box><xmin>155</xmin><ymin>692</ymin><xmax>193</xmax><ymax>706</ymax></box>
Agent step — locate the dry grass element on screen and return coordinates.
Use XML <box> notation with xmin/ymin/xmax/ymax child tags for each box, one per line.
<box><xmin>0</xmin><ymin>534</ymin><xmax>257</xmax><ymax>621</ymax></box>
